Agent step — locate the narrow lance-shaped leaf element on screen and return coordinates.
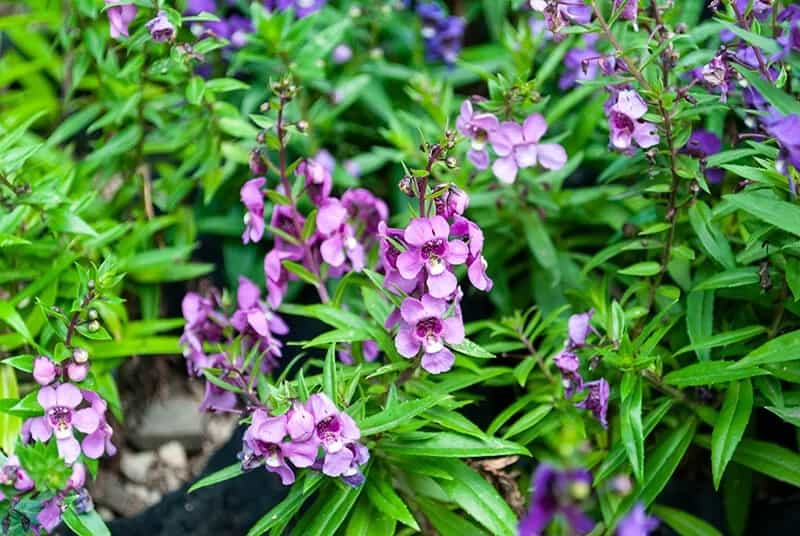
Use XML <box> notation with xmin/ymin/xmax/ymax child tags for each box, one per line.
<box><xmin>620</xmin><ymin>373</ymin><xmax>645</xmax><ymax>482</ymax></box>
<box><xmin>711</xmin><ymin>380</ymin><xmax>753</xmax><ymax>490</ymax></box>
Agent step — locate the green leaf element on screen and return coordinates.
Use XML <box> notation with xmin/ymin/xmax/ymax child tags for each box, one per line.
<box><xmin>418</xmin><ymin>497</ymin><xmax>490</xmax><ymax>536</ymax></box>
<box><xmin>674</xmin><ymin>325</ymin><xmax>766</xmax><ymax>356</ymax></box>
<box><xmin>87</xmin><ymin>337</ymin><xmax>182</xmax><ymax>358</ymax></box>
<box><xmin>720</xmin><ymin>22</ymin><xmax>781</xmax><ymax>55</ymax></box>
<box><xmin>764</xmin><ymin>405</ymin><xmax>800</xmax><ymax>427</ymax></box>
<box><xmin>651</xmin><ymin>504</ymin><xmax>723</xmax><ymax>536</ymax></box>
<box><xmin>365</xmin><ymin>475</ymin><xmax>419</xmax><ymax>530</ymax></box>
<box><xmin>686</xmin><ymin>291</ymin><xmax>714</xmax><ymax>361</ymax></box>
<box><xmin>482</xmin><ymin>0</ymin><xmax>508</xmax><ymax>41</ymax></box>
<box><xmin>323</xmin><ymin>343</ymin><xmax>337</xmax><ymax>401</ymax></box>
<box><xmin>282</xmin><ymin>260</ymin><xmax>320</xmax><ymax>286</ymax></box>
<box><xmin>290</xmin><ymin>477</ymin><xmax>364</xmax><ymax>536</ymax></box>
<box><xmin>345</xmin><ymin>495</ymin><xmax>396</xmax><ymax>536</ymax></box>
<box><xmin>436</xmin><ymin>459</ymin><xmax>518</xmax><ymax>535</ymax></box>
<box><xmin>450</xmin><ymin>338</ymin><xmax>495</xmax><ymax>359</ymax></box>
<box><xmin>618</xmin><ymin>261</ymin><xmax>662</xmax><ymax>277</ymax></box>
<box><xmin>522</xmin><ymin>212</ymin><xmax>559</xmax><ymax>284</ymax></box>
<box><xmin>0</xmin><ymin>365</ymin><xmax>20</xmax><ymax>454</ymax></box>
<box><xmin>0</xmin><ymin>301</ymin><xmax>31</xmax><ymax>342</ymax></box>
<box><xmin>732</xmin><ymin>329</ymin><xmax>800</xmax><ymax>368</ymax></box>
<box><xmin>663</xmin><ymin>361</ymin><xmax>766</xmax><ymax>387</ymax></box>
<box><xmin>724</xmin><ymin>191</ymin><xmax>800</xmax><ymax>238</ymax></box>
<box><xmin>688</xmin><ymin>201</ymin><xmax>735</xmax><ymax>270</ymax></box>
<box><xmin>695</xmin><ymin>436</ymin><xmax>800</xmax><ymax>487</ymax></box>
<box><xmin>620</xmin><ymin>373</ymin><xmax>645</xmax><ymax>482</ymax></box>
<box><xmin>380</xmin><ymin>432</ymin><xmax>529</xmax><ymax>458</ymax></box>
<box><xmin>186</xmin><ymin>76</ymin><xmax>206</xmax><ymax>105</ymax></box>
<box><xmin>733</xmin><ymin>64</ymin><xmax>800</xmax><ymax>116</ymax></box>
<box><xmin>611</xmin><ymin>419</ymin><xmax>696</xmax><ymax>528</ymax></box>
<box><xmin>711</xmin><ymin>380</ymin><xmax>752</xmax><ymax>489</ymax></box>
<box><xmin>693</xmin><ymin>268</ymin><xmax>759</xmax><ymax>291</ymax></box>
<box><xmin>501</xmin><ymin>404</ymin><xmax>552</xmax><ymax>439</ymax></box>
<box><xmin>360</xmin><ymin>394</ymin><xmax>448</xmax><ymax>436</ymax></box>
<box><xmin>62</xmin><ymin>506</ymin><xmax>111</xmax><ymax>536</ymax></box>
<box><xmin>188</xmin><ymin>463</ymin><xmax>243</xmax><ymax>493</ymax></box>
<box><xmin>247</xmin><ymin>473</ymin><xmax>323</xmax><ymax>535</ymax></box>
<box><xmin>205</xmin><ymin>77</ymin><xmax>249</xmax><ymax>93</ymax></box>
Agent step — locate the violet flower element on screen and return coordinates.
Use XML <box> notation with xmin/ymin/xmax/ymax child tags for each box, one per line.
<box><xmin>554</xmin><ymin>350</ymin><xmax>583</xmax><ymax>399</ymax></box>
<box><xmin>199</xmin><ymin>381</ymin><xmax>239</xmax><ymax>413</ymax></box>
<box><xmin>378</xmin><ymin>222</ymin><xmax>420</xmax><ymax>295</ymax></box>
<box><xmin>0</xmin><ymin>455</ymin><xmax>34</xmax><ymax>492</ymax></box>
<box><xmin>766</xmin><ymin>114</ymin><xmax>800</xmax><ymax>177</ymax></box>
<box><xmin>617</xmin><ymin>503</ymin><xmax>659</xmax><ymax>536</ymax></box>
<box><xmin>265</xmin><ymin>0</ymin><xmax>327</xmax><ymax>18</ymax></box>
<box><xmin>105</xmin><ymin>0</ymin><xmax>137</xmax><ymax>39</ymax></box>
<box><xmin>529</xmin><ymin>0</ymin><xmax>592</xmax><ymax>36</ymax></box>
<box><xmin>298</xmin><ymin>159</ymin><xmax>332</xmax><ymax>206</ymax></box>
<box><xmin>81</xmin><ymin>390</ymin><xmax>117</xmax><ymax>459</ymax></box>
<box><xmin>186</xmin><ymin>0</ymin><xmax>216</xmax><ymax>14</ymax></box>
<box><xmin>490</xmin><ymin>114</ymin><xmax>567</xmax><ymax>184</ymax></box>
<box><xmin>681</xmin><ymin>130</ymin><xmax>724</xmax><ymax>183</ymax></box>
<box><xmin>519</xmin><ymin>463</ymin><xmax>595</xmax><ymax>536</ymax></box>
<box><xmin>242</xmin><ymin>409</ymin><xmax>318</xmax><ymax>485</ymax></box>
<box><xmin>575</xmin><ymin>379</ymin><xmax>610</xmax><ymax>428</ymax></box>
<box><xmin>28</xmin><ymin>384</ymin><xmax>100</xmax><ymax>463</ymax></box>
<box><xmin>332</xmin><ymin>44</ymin><xmax>353</xmax><ymax>64</ymax></box>
<box><xmin>232</xmin><ymin>276</ymin><xmax>289</xmax><ymax>339</ymax></box>
<box><xmin>317</xmin><ymin>198</ymin><xmax>365</xmax><ymax>271</ymax></box>
<box><xmin>394</xmin><ymin>294</ymin><xmax>464</xmax><ymax>374</ymax></box>
<box><xmin>417</xmin><ymin>3</ymin><xmax>464</xmax><ymax>65</ymax></box>
<box><xmin>33</xmin><ymin>356</ymin><xmax>57</xmax><ymax>386</ymax></box>
<box><xmin>396</xmin><ymin>216</ymin><xmax>468</xmax><ymax>298</ymax></box>
<box><xmin>607</xmin><ymin>90</ymin><xmax>659</xmax><ymax>152</ymax></box>
<box><xmin>456</xmin><ymin>100</ymin><xmax>499</xmax><ymax>169</ymax></box>
<box><xmin>567</xmin><ymin>310</ymin><xmax>594</xmax><ymax>348</ymax></box>
<box><xmin>341</xmin><ymin>188</ymin><xmax>389</xmax><ymax>238</ymax></box>
<box><xmin>241</xmin><ymin>177</ymin><xmax>266</xmax><ymax>244</ymax></box>
<box><xmin>614</xmin><ymin>0</ymin><xmax>638</xmax><ymax>24</ymax></box>
<box><xmin>560</xmin><ymin>46</ymin><xmax>600</xmax><ymax>90</ymax></box>
<box><xmin>146</xmin><ymin>10</ymin><xmax>175</xmax><ymax>42</ymax></box>
<box><xmin>432</xmin><ymin>183</ymin><xmax>469</xmax><ymax>220</ymax></box>
<box><xmin>450</xmin><ymin>215</ymin><xmax>493</xmax><ymax>292</ymax></box>
<box><xmin>306</xmin><ymin>393</ymin><xmax>366</xmax><ymax>478</ymax></box>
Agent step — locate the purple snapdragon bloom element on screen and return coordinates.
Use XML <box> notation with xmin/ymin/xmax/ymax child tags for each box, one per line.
<box><xmin>576</xmin><ymin>379</ymin><xmax>610</xmax><ymax>428</ymax></box>
<box><xmin>607</xmin><ymin>90</ymin><xmax>659</xmax><ymax>152</ymax></box>
<box><xmin>456</xmin><ymin>100</ymin><xmax>499</xmax><ymax>169</ymax></box>
<box><xmin>306</xmin><ymin>393</ymin><xmax>365</xmax><ymax>477</ymax></box>
<box><xmin>560</xmin><ymin>45</ymin><xmax>600</xmax><ymax>90</ymax></box>
<box><xmin>554</xmin><ymin>350</ymin><xmax>583</xmax><ymax>398</ymax></box>
<box><xmin>105</xmin><ymin>0</ymin><xmax>137</xmax><ymax>39</ymax></box>
<box><xmin>317</xmin><ymin>198</ymin><xmax>365</xmax><ymax>271</ymax></box>
<box><xmin>146</xmin><ymin>11</ymin><xmax>175</xmax><ymax>42</ymax></box>
<box><xmin>81</xmin><ymin>390</ymin><xmax>117</xmax><ymax>459</ymax></box>
<box><xmin>432</xmin><ymin>184</ymin><xmax>469</xmax><ymax>220</ymax></box>
<box><xmin>519</xmin><ymin>463</ymin><xmax>595</xmax><ymax>536</ymax></box>
<box><xmin>241</xmin><ymin>177</ymin><xmax>266</xmax><ymax>244</ymax></box>
<box><xmin>490</xmin><ymin>114</ymin><xmax>567</xmax><ymax>184</ymax></box>
<box><xmin>394</xmin><ymin>294</ymin><xmax>465</xmax><ymax>374</ymax></box>
<box><xmin>766</xmin><ymin>115</ymin><xmax>800</xmax><ymax>176</ymax></box>
<box><xmin>242</xmin><ymin>409</ymin><xmax>317</xmax><ymax>485</ymax></box>
<box><xmin>342</xmin><ymin>188</ymin><xmax>389</xmax><ymax>237</ymax></box>
<box><xmin>298</xmin><ymin>159</ymin><xmax>332</xmax><ymax>206</ymax></box>
<box><xmin>396</xmin><ymin>216</ymin><xmax>468</xmax><ymax>298</ymax></box>
<box><xmin>28</xmin><ymin>384</ymin><xmax>100</xmax><ymax>463</ymax></box>
<box><xmin>681</xmin><ymin>130</ymin><xmax>724</xmax><ymax>183</ymax></box>
<box><xmin>567</xmin><ymin>310</ymin><xmax>593</xmax><ymax>348</ymax></box>
<box><xmin>33</xmin><ymin>356</ymin><xmax>57</xmax><ymax>386</ymax></box>
<box><xmin>734</xmin><ymin>0</ymin><xmax>772</xmax><ymax>20</ymax></box>
<box><xmin>529</xmin><ymin>0</ymin><xmax>592</xmax><ymax>37</ymax></box>
<box><xmin>180</xmin><ymin>291</ymin><xmax>225</xmax><ymax>364</ymax></box>
<box><xmin>417</xmin><ymin>3</ymin><xmax>464</xmax><ymax>65</ymax></box>
<box><xmin>378</xmin><ymin>222</ymin><xmax>420</xmax><ymax>295</ymax></box>
<box><xmin>617</xmin><ymin>503</ymin><xmax>659</xmax><ymax>536</ymax></box>
<box><xmin>332</xmin><ymin>44</ymin><xmax>353</xmax><ymax>64</ymax></box>
<box><xmin>186</xmin><ymin>0</ymin><xmax>216</xmax><ymax>14</ymax></box>
<box><xmin>0</xmin><ymin>455</ymin><xmax>34</xmax><ymax>493</ymax></box>
<box><xmin>613</xmin><ymin>0</ymin><xmax>638</xmax><ymax>24</ymax></box>
<box><xmin>265</xmin><ymin>0</ymin><xmax>327</xmax><ymax>18</ymax></box>
<box><xmin>450</xmin><ymin>215</ymin><xmax>493</xmax><ymax>292</ymax></box>
<box><xmin>232</xmin><ymin>277</ymin><xmax>289</xmax><ymax>337</ymax></box>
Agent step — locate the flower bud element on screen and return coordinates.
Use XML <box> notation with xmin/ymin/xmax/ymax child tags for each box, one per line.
<box><xmin>398</xmin><ymin>176</ymin><xmax>416</xmax><ymax>197</ymax></box>
<box><xmin>445</xmin><ymin>157</ymin><xmax>457</xmax><ymax>169</ymax></box>
<box><xmin>296</xmin><ymin>120</ymin><xmax>309</xmax><ymax>133</ymax></box>
<box><xmin>33</xmin><ymin>356</ymin><xmax>57</xmax><ymax>386</ymax></box>
<box><xmin>146</xmin><ymin>11</ymin><xmax>175</xmax><ymax>43</ymax></box>
<box><xmin>73</xmin><ymin>347</ymin><xmax>89</xmax><ymax>364</ymax></box>
<box><xmin>88</xmin><ymin>320</ymin><xmax>101</xmax><ymax>332</ymax></box>
<box><xmin>67</xmin><ymin>361</ymin><xmax>89</xmax><ymax>382</ymax></box>
<box><xmin>249</xmin><ymin>148</ymin><xmax>267</xmax><ymax>175</ymax></box>
<box><xmin>87</xmin><ymin>279</ymin><xmax>95</xmax><ymax>290</ymax></box>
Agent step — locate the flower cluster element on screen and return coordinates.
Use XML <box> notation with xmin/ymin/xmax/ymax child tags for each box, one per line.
<box><xmin>417</xmin><ymin>3</ymin><xmax>465</xmax><ymax>65</ymax></box>
<box><xmin>605</xmin><ymin>89</ymin><xmax>660</xmax><ymax>154</ymax></box>
<box><xmin>457</xmin><ymin>99</ymin><xmax>568</xmax><ymax>183</ymax></box>
<box><xmin>384</xmin><ymin>179</ymin><xmax>491</xmax><ymax>374</ymax></box>
<box><xmin>554</xmin><ymin>311</ymin><xmax>610</xmax><ymax>428</ymax></box>
<box><xmin>30</xmin><ymin>463</ymin><xmax>90</xmax><ymax>533</ymax></box>
<box><xmin>239</xmin><ymin>393</ymin><xmax>368</xmax><ymax>487</ymax></box>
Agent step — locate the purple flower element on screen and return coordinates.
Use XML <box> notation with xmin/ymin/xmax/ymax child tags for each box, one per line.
<box><xmin>766</xmin><ymin>114</ymin><xmax>800</xmax><ymax>176</ymax></box>
<box><xmin>37</xmin><ymin>497</ymin><xmax>63</xmax><ymax>532</ymax></box>
<box><xmin>231</xmin><ymin>276</ymin><xmax>289</xmax><ymax>344</ymax></box>
<box><xmin>417</xmin><ymin>3</ymin><xmax>464</xmax><ymax>64</ymax></box>
<box><xmin>607</xmin><ymin>90</ymin><xmax>659</xmax><ymax>152</ymax></box>
<box><xmin>576</xmin><ymin>379</ymin><xmax>610</xmax><ymax>428</ymax></box>
<box><xmin>33</xmin><ymin>356</ymin><xmax>57</xmax><ymax>386</ymax></box>
<box><xmin>338</xmin><ymin>340</ymin><xmax>380</xmax><ymax>364</ymax></box>
<box><xmin>567</xmin><ymin>310</ymin><xmax>593</xmax><ymax>348</ymax></box>
<box><xmin>396</xmin><ymin>216</ymin><xmax>468</xmax><ymax>298</ymax></box>
<box><xmin>266</xmin><ymin>0</ymin><xmax>327</xmax><ymax>18</ymax></box>
<box><xmin>681</xmin><ymin>130</ymin><xmax>724</xmax><ymax>183</ymax></box>
<box><xmin>378</xmin><ymin>222</ymin><xmax>420</xmax><ymax>295</ymax></box>
<box><xmin>490</xmin><ymin>114</ymin><xmax>567</xmax><ymax>184</ymax></box>
<box><xmin>81</xmin><ymin>390</ymin><xmax>117</xmax><ymax>459</ymax></box>
<box><xmin>394</xmin><ymin>294</ymin><xmax>464</xmax><ymax>374</ymax></box>
<box><xmin>450</xmin><ymin>216</ymin><xmax>492</xmax><ymax>292</ymax></box>
<box><xmin>614</xmin><ymin>0</ymin><xmax>638</xmax><ymax>23</ymax></box>
<box><xmin>456</xmin><ymin>100</ymin><xmax>499</xmax><ymax>170</ymax></box>
<box><xmin>200</xmin><ymin>381</ymin><xmax>239</xmax><ymax>413</ymax></box>
<box><xmin>432</xmin><ymin>183</ymin><xmax>469</xmax><ymax>220</ymax></box>
<box><xmin>243</xmin><ymin>410</ymin><xmax>317</xmax><ymax>485</ymax></box>
<box><xmin>559</xmin><ymin>46</ymin><xmax>600</xmax><ymax>90</ymax></box>
<box><xmin>529</xmin><ymin>0</ymin><xmax>592</xmax><ymax>36</ymax></box>
<box><xmin>0</xmin><ymin>455</ymin><xmax>34</xmax><ymax>492</ymax></box>
<box><xmin>332</xmin><ymin>44</ymin><xmax>353</xmax><ymax>64</ymax></box>
<box><xmin>67</xmin><ymin>361</ymin><xmax>88</xmax><ymax>382</ymax></box>
<box><xmin>264</xmin><ymin>248</ymin><xmax>293</xmax><ymax>309</ymax></box>
<box><xmin>306</xmin><ymin>393</ymin><xmax>365</xmax><ymax>477</ymax></box>
<box><xmin>241</xmin><ymin>177</ymin><xmax>266</xmax><ymax>244</ymax></box>
<box><xmin>28</xmin><ymin>384</ymin><xmax>100</xmax><ymax>463</ymax></box>
<box><xmin>317</xmin><ymin>198</ymin><xmax>365</xmax><ymax>271</ymax></box>
<box><xmin>555</xmin><ymin>350</ymin><xmax>583</xmax><ymax>398</ymax></box>
<box><xmin>186</xmin><ymin>0</ymin><xmax>216</xmax><ymax>15</ymax></box>
<box><xmin>519</xmin><ymin>463</ymin><xmax>595</xmax><ymax>536</ymax></box>
<box><xmin>180</xmin><ymin>291</ymin><xmax>225</xmax><ymax>366</ymax></box>
<box><xmin>146</xmin><ymin>11</ymin><xmax>175</xmax><ymax>42</ymax></box>
<box><xmin>617</xmin><ymin>503</ymin><xmax>659</xmax><ymax>536</ymax></box>
<box><xmin>105</xmin><ymin>0</ymin><xmax>137</xmax><ymax>39</ymax></box>
<box><xmin>298</xmin><ymin>159</ymin><xmax>332</xmax><ymax>206</ymax></box>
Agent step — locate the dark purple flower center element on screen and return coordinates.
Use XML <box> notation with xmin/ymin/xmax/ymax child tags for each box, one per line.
<box><xmin>316</xmin><ymin>415</ymin><xmax>341</xmax><ymax>444</ymax></box>
<box><xmin>611</xmin><ymin>110</ymin><xmax>635</xmax><ymax>133</ymax></box>
<box><xmin>415</xmin><ymin>317</ymin><xmax>443</xmax><ymax>338</ymax></box>
<box><xmin>47</xmin><ymin>406</ymin><xmax>72</xmax><ymax>429</ymax></box>
<box><xmin>421</xmin><ymin>239</ymin><xmax>447</xmax><ymax>259</ymax></box>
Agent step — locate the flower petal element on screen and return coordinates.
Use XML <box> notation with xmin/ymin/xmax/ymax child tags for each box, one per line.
<box><xmin>492</xmin><ymin>155</ymin><xmax>518</xmax><ymax>184</ymax></box>
<box><xmin>421</xmin><ymin>348</ymin><xmax>455</xmax><ymax>374</ymax></box>
<box><xmin>57</xmin><ymin>436</ymin><xmax>81</xmax><ymax>464</ymax></box>
<box><xmin>37</xmin><ymin>386</ymin><xmax>57</xmax><ymax>410</ymax></box>
<box><xmin>395</xmin><ymin>327</ymin><xmax>421</xmax><ymax>358</ymax></box>
<box><xmin>73</xmin><ymin>408</ymin><xmax>100</xmax><ymax>434</ymax></box>
<box><xmin>514</xmin><ymin>143</ymin><xmax>538</xmax><ymax>168</ymax></box>
<box><xmin>522</xmin><ymin>113</ymin><xmax>548</xmax><ymax>143</ymax></box>
<box><xmin>396</xmin><ymin>250</ymin><xmax>423</xmax><ymax>279</ymax></box>
<box><xmin>400</xmin><ymin>297</ymin><xmax>427</xmax><ymax>323</ymax></box>
<box><xmin>427</xmin><ymin>270</ymin><xmax>457</xmax><ymax>298</ymax></box>
<box><xmin>537</xmin><ymin>143</ymin><xmax>568</xmax><ymax>170</ymax></box>
<box><xmin>55</xmin><ymin>383</ymin><xmax>82</xmax><ymax>408</ymax></box>
<box><xmin>404</xmin><ymin>218</ymin><xmax>434</xmax><ymax>246</ymax></box>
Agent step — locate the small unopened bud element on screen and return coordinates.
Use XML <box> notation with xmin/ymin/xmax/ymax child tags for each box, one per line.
<box><xmin>611</xmin><ymin>475</ymin><xmax>633</xmax><ymax>495</ymax></box>
<box><xmin>369</xmin><ymin>48</ymin><xmax>384</xmax><ymax>60</ymax></box>
<box><xmin>87</xmin><ymin>320</ymin><xmax>101</xmax><ymax>333</ymax></box>
<box><xmin>349</xmin><ymin>6</ymin><xmax>362</xmax><ymax>17</ymax></box>
<box><xmin>398</xmin><ymin>176</ymin><xmax>415</xmax><ymax>197</ymax></box>
<box><xmin>87</xmin><ymin>309</ymin><xmax>99</xmax><ymax>321</ymax></box>
<box><xmin>249</xmin><ymin>148</ymin><xmax>267</xmax><ymax>175</ymax></box>
<box><xmin>296</xmin><ymin>120</ymin><xmax>309</xmax><ymax>132</ymax></box>
<box><xmin>445</xmin><ymin>157</ymin><xmax>457</xmax><ymax>169</ymax></box>
<box><xmin>259</xmin><ymin>102</ymin><xmax>270</xmax><ymax>112</ymax></box>
<box><xmin>87</xmin><ymin>280</ymin><xmax>95</xmax><ymax>290</ymax></box>
<box><xmin>73</xmin><ymin>348</ymin><xmax>89</xmax><ymax>363</ymax></box>
<box><xmin>256</xmin><ymin>131</ymin><xmax>266</xmax><ymax>144</ymax></box>
<box><xmin>429</xmin><ymin>143</ymin><xmax>443</xmax><ymax>161</ymax></box>
<box><xmin>675</xmin><ymin>22</ymin><xmax>688</xmax><ymax>34</ymax></box>
<box><xmin>67</xmin><ymin>362</ymin><xmax>89</xmax><ymax>383</ymax></box>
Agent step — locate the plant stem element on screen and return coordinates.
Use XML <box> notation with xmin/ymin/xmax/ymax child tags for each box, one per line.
<box><xmin>65</xmin><ymin>291</ymin><xmax>94</xmax><ymax>348</ymax></box>
<box><xmin>516</xmin><ymin>326</ymin><xmax>555</xmax><ymax>383</ymax></box>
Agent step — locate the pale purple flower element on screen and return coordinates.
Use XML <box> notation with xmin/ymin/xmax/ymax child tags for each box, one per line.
<box><xmin>146</xmin><ymin>10</ymin><xmax>175</xmax><ymax>42</ymax></box>
<box><xmin>317</xmin><ymin>198</ymin><xmax>365</xmax><ymax>271</ymax></box>
<box><xmin>242</xmin><ymin>410</ymin><xmax>318</xmax><ymax>485</ymax></box>
<box><xmin>180</xmin><ymin>291</ymin><xmax>224</xmax><ymax>359</ymax></box>
<box><xmin>617</xmin><ymin>503</ymin><xmax>659</xmax><ymax>536</ymax></box>
<box><xmin>766</xmin><ymin>114</ymin><xmax>800</xmax><ymax>176</ymax></box>
<box><xmin>186</xmin><ymin>0</ymin><xmax>216</xmax><ymax>14</ymax></box>
<box><xmin>264</xmin><ymin>248</ymin><xmax>293</xmax><ymax>309</ymax></box>
<box><xmin>555</xmin><ymin>350</ymin><xmax>583</xmax><ymax>398</ymax></box>
<box><xmin>614</xmin><ymin>0</ymin><xmax>638</xmax><ymax>23</ymax></box>
<box><xmin>81</xmin><ymin>390</ymin><xmax>117</xmax><ymax>459</ymax></box>
<box><xmin>432</xmin><ymin>183</ymin><xmax>469</xmax><ymax>220</ymax></box>
<box><xmin>306</xmin><ymin>393</ymin><xmax>365</xmax><ymax>476</ymax></box>
<box><xmin>105</xmin><ymin>0</ymin><xmax>137</xmax><ymax>39</ymax></box>
<box><xmin>200</xmin><ymin>381</ymin><xmax>239</xmax><ymax>413</ymax></box>
<box><xmin>231</xmin><ymin>276</ymin><xmax>289</xmax><ymax>338</ymax></box>
<box><xmin>378</xmin><ymin>222</ymin><xmax>420</xmax><ymax>295</ymax></box>
<box><xmin>450</xmin><ymin>216</ymin><xmax>492</xmax><ymax>292</ymax></box>
<box><xmin>396</xmin><ymin>216</ymin><xmax>468</xmax><ymax>298</ymax></box>
<box><xmin>567</xmin><ymin>310</ymin><xmax>593</xmax><ymax>347</ymax></box>
<box><xmin>456</xmin><ymin>100</ymin><xmax>499</xmax><ymax>169</ymax></box>
<box><xmin>298</xmin><ymin>159</ymin><xmax>332</xmax><ymax>206</ymax></box>
<box><xmin>394</xmin><ymin>294</ymin><xmax>464</xmax><ymax>374</ymax></box>
<box><xmin>332</xmin><ymin>44</ymin><xmax>353</xmax><ymax>63</ymax></box>
<box><xmin>241</xmin><ymin>178</ymin><xmax>266</xmax><ymax>244</ymax></box>
<box><xmin>607</xmin><ymin>90</ymin><xmax>659</xmax><ymax>152</ymax></box>
<box><xmin>28</xmin><ymin>384</ymin><xmax>100</xmax><ymax>463</ymax></box>
<box><xmin>681</xmin><ymin>130</ymin><xmax>724</xmax><ymax>183</ymax></box>
<box><xmin>268</xmin><ymin>0</ymin><xmax>327</xmax><ymax>18</ymax></box>
<box><xmin>417</xmin><ymin>3</ymin><xmax>464</xmax><ymax>64</ymax></box>
<box><xmin>529</xmin><ymin>0</ymin><xmax>592</xmax><ymax>36</ymax></box>
<box><xmin>576</xmin><ymin>379</ymin><xmax>610</xmax><ymax>428</ymax></box>
<box><xmin>0</xmin><ymin>455</ymin><xmax>34</xmax><ymax>492</ymax></box>
<box><xmin>33</xmin><ymin>356</ymin><xmax>57</xmax><ymax>386</ymax></box>
<box><xmin>519</xmin><ymin>463</ymin><xmax>595</xmax><ymax>536</ymax></box>
<box><xmin>490</xmin><ymin>114</ymin><xmax>567</xmax><ymax>184</ymax></box>
<box><xmin>560</xmin><ymin>46</ymin><xmax>600</xmax><ymax>90</ymax></box>
<box><xmin>37</xmin><ymin>498</ymin><xmax>63</xmax><ymax>532</ymax></box>
<box><xmin>67</xmin><ymin>361</ymin><xmax>88</xmax><ymax>382</ymax></box>
<box><xmin>342</xmin><ymin>188</ymin><xmax>389</xmax><ymax>237</ymax></box>
<box><xmin>325</xmin><ymin>441</ymin><xmax>369</xmax><ymax>482</ymax></box>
